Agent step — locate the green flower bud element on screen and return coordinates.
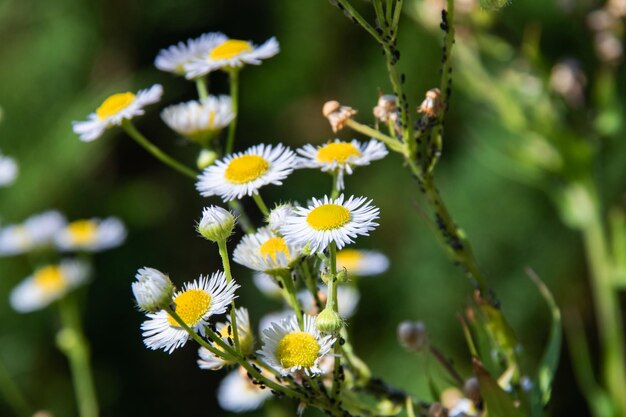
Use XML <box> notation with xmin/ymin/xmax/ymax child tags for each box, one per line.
<box><xmin>197</xmin><ymin>149</ymin><xmax>218</xmax><ymax>170</ymax></box>
<box><xmin>315</xmin><ymin>307</ymin><xmax>343</xmax><ymax>333</ymax></box>
<box><xmin>197</xmin><ymin>206</ymin><xmax>235</xmax><ymax>243</ymax></box>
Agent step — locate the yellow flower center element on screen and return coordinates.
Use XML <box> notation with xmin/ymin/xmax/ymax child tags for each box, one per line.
<box><xmin>96</xmin><ymin>92</ymin><xmax>136</xmax><ymax>120</ymax></box>
<box><xmin>306</xmin><ymin>204</ymin><xmax>351</xmax><ymax>231</ymax></box>
<box><xmin>336</xmin><ymin>249</ymin><xmax>364</xmax><ymax>272</ymax></box>
<box><xmin>208</xmin><ymin>111</ymin><xmax>216</xmax><ymax>129</ymax></box>
<box><xmin>167</xmin><ymin>289</ymin><xmax>212</xmax><ymax>327</ymax></box>
<box><xmin>67</xmin><ymin>220</ymin><xmax>98</xmax><ymax>245</ymax></box>
<box><xmin>260</xmin><ymin>237</ymin><xmax>290</xmax><ymax>262</ymax></box>
<box><xmin>276</xmin><ymin>331</ymin><xmax>320</xmax><ymax>369</ymax></box>
<box><xmin>34</xmin><ymin>265</ymin><xmax>66</xmax><ymax>295</ymax></box>
<box><xmin>224</xmin><ymin>155</ymin><xmax>269</xmax><ymax>184</ymax></box>
<box><xmin>316</xmin><ymin>142</ymin><xmax>361</xmax><ymax>164</ymax></box>
<box><xmin>209</xmin><ymin>39</ymin><xmax>253</xmax><ymax>60</ymax></box>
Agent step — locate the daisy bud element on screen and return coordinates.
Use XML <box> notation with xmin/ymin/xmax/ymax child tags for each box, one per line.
<box><xmin>397</xmin><ymin>320</ymin><xmax>427</xmax><ymax>351</ymax></box>
<box><xmin>336</xmin><ymin>268</ymin><xmax>348</xmax><ymax>283</ymax></box>
<box><xmin>132</xmin><ymin>267</ymin><xmax>175</xmax><ymax>313</ymax></box>
<box><xmin>268</xmin><ymin>203</ymin><xmax>295</xmax><ymax>234</ymax></box>
<box><xmin>315</xmin><ymin>307</ymin><xmax>343</xmax><ymax>333</ymax></box>
<box><xmin>373</xmin><ymin>94</ymin><xmax>398</xmax><ymax>123</ymax></box>
<box><xmin>197</xmin><ymin>206</ymin><xmax>236</xmax><ymax>243</ymax></box>
<box><xmin>197</xmin><ymin>149</ymin><xmax>218</xmax><ymax>170</ymax></box>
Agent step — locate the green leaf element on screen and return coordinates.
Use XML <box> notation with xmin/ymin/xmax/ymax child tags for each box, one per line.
<box><xmin>479</xmin><ymin>0</ymin><xmax>511</xmax><ymax>11</ymax></box>
<box><xmin>473</xmin><ymin>359</ymin><xmax>525</xmax><ymax>417</ymax></box>
<box><xmin>527</xmin><ymin>268</ymin><xmax>562</xmax><ymax>405</ymax></box>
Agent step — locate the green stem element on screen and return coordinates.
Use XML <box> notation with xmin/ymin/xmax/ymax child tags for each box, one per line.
<box><xmin>228</xmin><ymin>200</ymin><xmax>255</xmax><ymax>234</ymax></box>
<box><xmin>165</xmin><ymin>306</ymin><xmax>303</xmax><ymax>400</ymax></box>
<box><xmin>331</xmin><ymin>171</ymin><xmax>340</xmax><ymax>199</ymax></box>
<box><xmin>217</xmin><ymin>239</ymin><xmax>241</xmax><ymax>352</ymax></box>
<box><xmin>277</xmin><ymin>270</ymin><xmax>304</xmax><ymax>328</ymax></box>
<box><xmin>580</xmin><ymin>184</ymin><xmax>626</xmax><ymax>417</ymax></box>
<box><xmin>252</xmin><ymin>192</ymin><xmax>270</xmax><ymax>217</ymax></box>
<box><xmin>335</xmin><ymin>0</ymin><xmax>384</xmax><ymax>43</ymax></box>
<box><xmin>302</xmin><ymin>261</ymin><xmax>323</xmax><ymax>311</ymax></box>
<box><xmin>328</xmin><ymin>242</ymin><xmax>343</xmax><ymax>399</ymax></box>
<box><xmin>57</xmin><ymin>295</ymin><xmax>98</xmax><ymax>417</ymax></box>
<box><xmin>122</xmin><ymin>120</ymin><xmax>197</xmax><ymax>179</ymax></box>
<box><xmin>0</xmin><ymin>357</ymin><xmax>31</xmax><ymax>417</ymax></box>
<box><xmin>195</xmin><ymin>77</ymin><xmax>209</xmax><ymax>100</ymax></box>
<box><xmin>406</xmin><ymin>395</ymin><xmax>416</xmax><ymax>417</ymax></box>
<box><xmin>345</xmin><ymin>119</ymin><xmax>406</xmax><ymax>154</ymax></box>
<box><xmin>225</xmin><ymin>70</ymin><xmax>240</xmax><ymax>155</ymax></box>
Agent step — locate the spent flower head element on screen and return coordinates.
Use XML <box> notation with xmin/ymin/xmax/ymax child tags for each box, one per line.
<box><xmin>132</xmin><ymin>267</ymin><xmax>175</xmax><ymax>313</ymax></box>
<box><xmin>197</xmin><ymin>206</ymin><xmax>236</xmax><ymax>243</ymax></box>
<box><xmin>72</xmin><ymin>85</ymin><xmax>163</xmax><ymax>142</ymax></box>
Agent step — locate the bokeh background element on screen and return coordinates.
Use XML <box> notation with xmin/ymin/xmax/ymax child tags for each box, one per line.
<box><xmin>0</xmin><ymin>0</ymin><xmax>624</xmax><ymax>416</ymax></box>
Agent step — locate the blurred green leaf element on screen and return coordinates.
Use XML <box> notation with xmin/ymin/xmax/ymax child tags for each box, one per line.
<box><xmin>473</xmin><ymin>358</ymin><xmax>524</xmax><ymax>417</ymax></box>
<box><xmin>479</xmin><ymin>0</ymin><xmax>511</xmax><ymax>11</ymax></box>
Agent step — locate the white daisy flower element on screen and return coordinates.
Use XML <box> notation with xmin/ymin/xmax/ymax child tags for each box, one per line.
<box><xmin>281</xmin><ymin>195</ymin><xmax>380</xmax><ymax>253</ymax></box>
<box><xmin>197</xmin><ymin>307</ymin><xmax>253</xmax><ymax>370</ymax></box>
<box><xmin>55</xmin><ymin>217</ymin><xmax>126</xmax><ymax>252</ymax></box>
<box><xmin>296</xmin><ymin>139</ymin><xmax>388</xmax><ymax>190</ymax></box>
<box><xmin>196</xmin><ymin>144</ymin><xmax>296</xmax><ymax>202</ymax></box>
<box><xmin>335</xmin><ymin>248</ymin><xmax>389</xmax><ymax>276</ymax></box>
<box><xmin>161</xmin><ymin>96</ymin><xmax>235</xmax><ymax>145</ymax></box>
<box><xmin>0</xmin><ymin>211</ymin><xmax>66</xmax><ymax>256</ymax></box>
<box><xmin>253</xmin><ymin>273</ymin><xmax>282</xmax><ymax>298</ymax></box>
<box><xmin>217</xmin><ymin>367</ymin><xmax>273</xmax><ymax>412</ymax></box>
<box><xmin>184</xmin><ymin>37</ymin><xmax>280</xmax><ymax>79</ymax></box>
<box><xmin>10</xmin><ymin>260</ymin><xmax>90</xmax><ymax>313</ymax></box>
<box><xmin>258</xmin><ymin>310</ymin><xmax>292</xmax><ymax>335</ymax></box>
<box><xmin>258</xmin><ymin>314</ymin><xmax>335</xmax><ymax>376</ymax></box>
<box><xmin>267</xmin><ymin>203</ymin><xmax>296</xmax><ymax>234</ymax></box>
<box><xmin>0</xmin><ymin>152</ymin><xmax>18</xmax><ymax>187</ymax></box>
<box><xmin>72</xmin><ymin>84</ymin><xmax>163</xmax><ymax>142</ymax></box>
<box><xmin>132</xmin><ymin>267</ymin><xmax>175</xmax><ymax>313</ymax></box>
<box><xmin>233</xmin><ymin>227</ymin><xmax>303</xmax><ymax>274</ymax></box>
<box><xmin>155</xmin><ymin>32</ymin><xmax>227</xmax><ymax>75</ymax></box>
<box><xmin>298</xmin><ymin>285</ymin><xmax>360</xmax><ymax>319</ymax></box>
<box><xmin>141</xmin><ymin>272</ymin><xmax>239</xmax><ymax>354</ymax></box>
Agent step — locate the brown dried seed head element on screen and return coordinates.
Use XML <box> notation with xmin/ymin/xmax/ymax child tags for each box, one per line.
<box><xmin>323</xmin><ymin>100</ymin><xmax>341</xmax><ymax>117</ymax></box>
<box><xmin>428</xmin><ymin>402</ymin><xmax>448</xmax><ymax>417</ymax></box>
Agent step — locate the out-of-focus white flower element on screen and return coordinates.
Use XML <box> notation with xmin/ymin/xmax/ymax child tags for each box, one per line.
<box><xmin>0</xmin><ymin>211</ymin><xmax>66</xmax><ymax>256</ymax></box>
<box><xmin>72</xmin><ymin>85</ymin><xmax>163</xmax><ymax>142</ymax></box>
<box><xmin>10</xmin><ymin>260</ymin><xmax>90</xmax><ymax>313</ymax></box>
<box><xmin>0</xmin><ymin>151</ymin><xmax>18</xmax><ymax>187</ymax></box>
<box><xmin>155</xmin><ymin>32</ymin><xmax>227</xmax><ymax>75</ymax></box>
<box><xmin>335</xmin><ymin>248</ymin><xmax>389</xmax><ymax>276</ymax></box>
<box><xmin>55</xmin><ymin>217</ymin><xmax>126</xmax><ymax>252</ymax></box>
<box><xmin>298</xmin><ymin>285</ymin><xmax>360</xmax><ymax>319</ymax></box>
<box><xmin>184</xmin><ymin>37</ymin><xmax>279</xmax><ymax>78</ymax></box>
<box><xmin>217</xmin><ymin>367</ymin><xmax>272</xmax><ymax>412</ymax></box>
<box><xmin>197</xmin><ymin>307</ymin><xmax>253</xmax><ymax>370</ymax></box>
<box><xmin>161</xmin><ymin>96</ymin><xmax>235</xmax><ymax>145</ymax></box>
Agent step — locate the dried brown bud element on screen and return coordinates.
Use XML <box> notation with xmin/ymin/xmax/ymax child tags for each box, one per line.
<box><xmin>33</xmin><ymin>412</ymin><xmax>54</xmax><ymax>417</ymax></box>
<box><xmin>322</xmin><ymin>100</ymin><xmax>357</xmax><ymax>132</ymax></box>
<box><xmin>373</xmin><ymin>94</ymin><xmax>398</xmax><ymax>123</ymax></box>
<box><xmin>418</xmin><ymin>88</ymin><xmax>444</xmax><ymax>118</ymax></box>
<box><xmin>397</xmin><ymin>320</ymin><xmax>427</xmax><ymax>351</ymax></box>
<box><xmin>428</xmin><ymin>402</ymin><xmax>448</xmax><ymax>417</ymax></box>
<box><xmin>463</xmin><ymin>377</ymin><xmax>481</xmax><ymax>403</ymax></box>
<box><xmin>595</xmin><ymin>32</ymin><xmax>623</xmax><ymax>64</ymax></box>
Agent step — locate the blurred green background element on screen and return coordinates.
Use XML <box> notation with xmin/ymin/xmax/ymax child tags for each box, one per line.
<box><xmin>0</xmin><ymin>0</ymin><xmax>623</xmax><ymax>416</ymax></box>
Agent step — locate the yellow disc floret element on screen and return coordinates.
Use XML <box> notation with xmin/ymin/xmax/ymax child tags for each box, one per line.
<box><xmin>167</xmin><ymin>289</ymin><xmax>212</xmax><ymax>326</ymax></box>
<box><xmin>336</xmin><ymin>249</ymin><xmax>363</xmax><ymax>272</ymax></box>
<box><xmin>224</xmin><ymin>155</ymin><xmax>269</xmax><ymax>184</ymax></box>
<box><xmin>306</xmin><ymin>204</ymin><xmax>351</xmax><ymax>231</ymax></box>
<box><xmin>34</xmin><ymin>265</ymin><xmax>66</xmax><ymax>295</ymax></box>
<box><xmin>67</xmin><ymin>220</ymin><xmax>98</xmax><ymax>246</ymax></box>
<box><xmin>210</xmin><ymin>39</ymin><xmax>253</xmax><ymax>60</ymax></box>
<box><xmin>260</xmin><ymin>237</ymin><xmax>290</xmax><ymax>262</ymax></box>
<box><xmin>96</xmin><ymin>92</ymin><xmax>136</xmax><ymax>120</ymax></box>
<box><xmin>276</xmin><ymin>331</ymin><xmax>320</xmax><ymax>369</ymax></box>
<box><xmin>316</xmin><ymin>142</ymin><xmax>361</xmax><ymax>164</ymax></box>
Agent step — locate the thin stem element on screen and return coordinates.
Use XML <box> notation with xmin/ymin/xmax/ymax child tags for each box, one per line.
<box><xmin>0</xmin><ymin>357</ymin><xmax>31</xmax><ymax>417</ymax></box>
<box><xmin>580</xmin><ymin>184</ymin><xmax>626</xmax><ymax>417</ymax></box>
<box><xmin>225</xmin><ymin>70</ymin><xmax>240</xmax><ymax>155</ymax></box>
<box><xmin>331</xmin><ymin>171</ymin><xmax>340</xmax><ymax>199</ymax></box>
<box><xmin>302</xmin><ymin>261</ymin><xmax>323</xmax><ymax>311</ymax></box>
<box><xmin>335</xmin><ymin>0</ymin><xmax>384</xmax><ymax>44</ymax></box>
<box><xmin>57</xmin><ymin>295</ymin><xmax>99</xmax><ymax>417</ymax></box>
<box><xmin>339</xmin><ymin>328</ymin><xmax>371</xmax><ymax>383</ymax></box>
<box><xmin>429</xmin><ymin>345</ymin><xmax>464</xmax><ymax>386</ymax></box>
<box><xmin>252</xmin><ymin>192</ymin><xmax>270</xmax><ymax>217</ymax></box>
<box><xmin>229</xmin><ymin>200</ymin><xmax>255</xmax><ymax>234</ymax></box>
<box><xmin>278</xmin><ymin>270</ymin><xmax>304</xmax><ymax>328</ymax></box>
<box><xmin>345</xmin><ymin>119</ymin><xmax>406</xmax><ymax>154</ymax></box>
<box><xmin>328</xmin><ymin>242</ymin><xmax>343</xmax><ymax>400</ymax></box>
<box><xmin>217</xmin><ymin>239</ymin><xmax>240</xmax><ymax>352</ymax></box>
<box><xmin>195</xmin><ymin>77</ymin><xmax>209</xmax><ymax>100</ymax></box>
<box><xmin>122</xmin><ymin>120</ymin><xmax>197</xmax><ymax>179</ymax></box>
<box><xmin>165</xmin><ymin>306</ymin><xmax>303</xmax><ymax>400</ymax></box>
<box><xmin>406</xmin><ymin>395</ymin><xmax>416</xmax><ymax>417</ymax></box>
